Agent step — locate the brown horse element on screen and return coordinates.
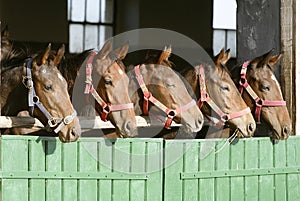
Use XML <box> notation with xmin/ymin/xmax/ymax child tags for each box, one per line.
<box><xmin>126</xmin><ymin>61</ymin><xmax>204</xmax><ymax>138</ymax></box>
<box><xmin>231</xmin><ymin>49</ymin><xmax>292</xmax><ymax>142</ymax></box>
<box><xmin>1</xmin><ymin>44</ymin><xmax>81</xmax><ymax>142</ymax></box>
<box><xmin>171</xmin><ymin>48</ymin><xmax>256</xmax><ymax>138</ymax></box>
<box><xmin>61</xmin><ymin>40</ymin><xmax>137</xmax><ymax>138</ymax></box>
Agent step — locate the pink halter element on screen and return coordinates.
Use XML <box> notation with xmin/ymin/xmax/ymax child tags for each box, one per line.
<box><xmin>84</xmin><ymin>51</ymin><xmax>134</xmax><ymax>121</ymax></box>
<box><xmin>134</xmin><ymin>65</ymin><xmax>196</xmax><ymax>129</ymax></box>
<box><xmin>238</xmin><ymin>61</ymin><xmax>286</xmax><ymax>123</ymax></box>
<box><xmin>197</xmin><ymin>64</ymin><xmax>251</xmax><ymax>128</ymax></box>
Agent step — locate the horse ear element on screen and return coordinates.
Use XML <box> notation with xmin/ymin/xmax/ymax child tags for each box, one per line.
<box><xmin>2</xmin><ymin>25</ymin><xmax>9</xmax><ymax>38</ymax></box>
<box><xmin>260</xmin><ymin>49</ymin><xmax>275</xmax><ymax>67</ymax></box>
<box><xmin>98</xmin><ymin>39</ymin><xmax>113</xmax><ymax>59</ymax></box>
<box><xmin>222</xmin><ymin>49</ymin><xmax>231</xmax><ymax>65</ymax></box>
<box><xmin>114</xmin><ymin>43</ymin><xmax>129</xmax><ymax>60</ymax></box>
<box><xmin>53</xmin><ymin>44</ymin><xmax>65</xmax><ymax>66</ymax></box>
<box><xmin>268</xmin><ymin>54</ymin><xmax>282</xmax><ymax>70</ymax></box>
<box><xmin>215</xmin><ymin>48</ymin><xmax>225</xmax><ymax>66</ymax></box>
<box><xmin>37</xmin><ymin>43</ymin><xmax>51</xmax><ymax>65</ymax></box>
<box><xmin>158</xmin><ymin>45</ymin><xmax>172</xmax><ymax>65</ymax></box>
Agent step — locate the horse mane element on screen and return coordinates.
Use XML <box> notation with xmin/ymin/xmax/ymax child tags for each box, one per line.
<box><xmin>1</xmin><ymin>48</ymin><xmax>30</xmax><ymax>72</ymax></box>
<box><xmin>59</xmin><ymin>49</ymin><xmax>92</xmax><ymax>83</ymax></box>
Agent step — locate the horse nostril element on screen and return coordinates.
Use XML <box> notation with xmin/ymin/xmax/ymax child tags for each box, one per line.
<box><xmin>197</xmin><ymin>116</ymin><xmax>203</xmax><ymax>126</ymax></box>
<box><xmin>69</xmin><ymin>127</ymin><xmax>79</xmax><ymax>141</ymax></box>
<box><xmin>124</xmin><ymin>121</ymin><xmax>135</xmax><ymax>136</ymax></box>
<box><xmin>283</xmin><ymin>125</ymin><xmax>291</xmax><ymax>136</ymax></box>
<box><xmin>247</xmin><ymin>123</ymin><xmax>255</xmax><ymax>134</ymax></box>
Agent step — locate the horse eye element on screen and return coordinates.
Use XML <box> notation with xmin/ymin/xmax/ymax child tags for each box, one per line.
<box><xmin>261</xmin><ymin>85</ymin><xmax>270</xmax><ymax>91</ymax></box>
<box><xmin>104</xmin><ymin>79</ymin><xmax>112</xmax><ymax>85</ymax></box>
<box><xmin>220</xmin><ymin>86</ymin><xmax>230</xmax><ymax>91</ymax></box>
<box><xmin>44</xmin><ymin>84</ymin><xmax>53</xmax><ymax>91</ymax></box>
<box><xmin>166</xmin><ymin>83</ymin><xmax>175</xmax><ymax>88</ymax></box>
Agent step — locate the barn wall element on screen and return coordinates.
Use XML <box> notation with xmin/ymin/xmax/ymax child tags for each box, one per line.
<box><xmin>237</xmin><ymin>0</ymin><xmax>281</xmax><ymax>63</ymax></box>
<box><xmin>138</xmin><ymin>1</ymin><xmax>213</xmax><ymax>54</ymax></box>
<box><xmin>0</xmin><ymin>0</ymin><xmax>68</xmax><ymax>43</ymax></box>
<box><xmin>0</xmin><ymin>0</ymin><xmax>213</xmax><ymax>55</ymax></box>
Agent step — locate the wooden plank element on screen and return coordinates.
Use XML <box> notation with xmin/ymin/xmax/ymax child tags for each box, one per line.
<box><xmin>78</xmin><ymin>141</ymin><xmax>98</xmax><ymax>201</ymax></box>
<box><xmin>0</xmin><ymin>115</ymin><xmax>181</xmax><ymax>129</ymax></box>
<box><xmin>0</xmin><ymin>116</ymin><xmax>44</xmax><ymax>128</ymax></box>
<box><xmin>164</xmin><ymin>140</ymin><xmax>184</xmax><ymax>201</ymax></box>
<box><xmin>215</xmin><ymin>139</ymin><xmax>230</xmax><ymax>201</ymax></box>
<box><xmin>45</xmin><ymin>139</ymin><xmax>62</xmax><ymax>201</ymax></box>
<box><xmin>182</xmin><ymin>141</ymin><xmax>200</xmax><ymax>201</ymax></box>
<box><xmin>258</xmin><ymin>138</ymin><xmax>274</xmax><ymax>201</ymax></box>
<box><xmin>28</xmin><ymin>138</ymin><xmax>46</xmax><ymax>201</ymax></box>
<box><xmin>112</xmin><ymin>140</ymin><xmax>131</xmax><ymax>201</ymax></box>
<box><xmin>280</xmin><ymin>0</ymin><xmax>296</xmax><ymax>133</ymax></box>
<box><xmin>274</xmin><ymin>140</ymin><xmax>287</xmax><ymax>201</ymax></box>
<box><xmin>244</xmin><ymin>139</ymin><xmax>259</xmax><ymax>201</ymax></box>
<box><xmin>62</xmin><ymin>142</ymin><xmax>78</xmax><ymax>201</ymax></box>
<box><xmin>1</xmin><ymin>138</ymin><xmax>29</xmax><ymax>201</ymax></box>
<box><xmin>230</xmin><ymin>140</ymin><xmax>245</xmax><ymax>201</ymax></box>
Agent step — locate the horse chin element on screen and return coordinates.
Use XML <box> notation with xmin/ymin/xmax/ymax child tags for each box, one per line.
<box><xmin>271</xmin><ymin>129</ymin><xmax>285</xmax><ymax>142</ymax></box>
<box><xmin>183</xmin><ymin>125</ymin><xmax>200</xmax><ymax>133</ymax></box>
<box><xmin>117</xmin><ymin>129</ymin><xmax>138</xmax><ymax>138</ymax></box>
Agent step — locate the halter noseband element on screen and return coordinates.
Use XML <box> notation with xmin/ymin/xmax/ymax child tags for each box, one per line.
<box><xmin>23</xmin><ymin>58</ymin><xmax>77</xmax><ymax>133</ymax></box>
<box><xmin>238</xmin><ymin>61</ymin><xmax>286</xmax><ymax>123</ymax></box>
<box><xmin>197</xmin><ymin>64</ymin><xmax>251</xmax><ymax>128</ymax></box>
<box><xmin>84</xmin><ymin>51</ymin><xmax>134</xmax><ymax>121</ymax></box>
<box><xmin>134</xmin><ymin>64</ymin><xmax>196</xmax><ymax>129</ymax></box>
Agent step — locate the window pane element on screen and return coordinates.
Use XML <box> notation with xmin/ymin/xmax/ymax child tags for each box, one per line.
<box><xmin>213</xmin><ymin>30</ymin><xmax>226</xmax><ymax>56</ymax></box>
<box><xmin>84</xmin><ymin>25</ymin><xmax>98</xmax><ymax>50</ymax></box>
<box><xmin>69</xmin><ymin>0</ymin><xmax>85</xmax><ymax>22</ymax></box>
<box><xmin>98</xmin><ymin>26</ymin><xmax>113</xmax><ymax>48</ymax></box>
<box><xmin>101</xmin><ymin>0</ymin><xmax>114</xmax><ymax>23</ymax></box>
<box><xmin>69</xmin><ymin>24</ymin><xmax>84</xmax><ymax>53</ymax></box>
<box><xmin>226</xmin><ymin>30</ymin><xmax>236</xmax><ymax>58</ymax></box>
<box><xmin>86</xmin><ymin>0</ymin><xmax>100</xmax><ymax>23</ymax></box>
<box><xmin>213</xmin><ymin>0</ymin><xmax>237</xmax><ymax>29</ymax></box>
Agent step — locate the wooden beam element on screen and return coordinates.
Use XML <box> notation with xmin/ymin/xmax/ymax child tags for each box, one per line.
<box><xmin>280</xmin><ymin>0</ymin><xmax>296</xmax><ymax>134</ymax></box>
<box><xmin>0</xmin><ymin>116</ymin><xmax>182</xmax><ymax>129</ymax></box>
<box><xmin>0</xmin><ymin>116</ymin><xmax>44</xmax><ymax>128</ymax></box>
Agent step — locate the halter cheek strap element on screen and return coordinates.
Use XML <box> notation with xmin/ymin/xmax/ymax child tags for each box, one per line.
<box><xmin>23</xmin><ymin>58</ymin><xmax>77</xmax><ymax>133</ymax></box>
<box><xmin>84</xmin><ymin>51</ymin><xmax>134</xmax><ymax>121</ymax></box>
<box><xmin>134</xmin><ymin>65</ymin><xmax>196</xmax><ymax>129</ymax></box>
<box><xmin>238</xmin><ymin>61</ymin><xmax>286</xmax><ymax>123</ymax></box>
<box><xmin>197</xmin><ymin>64</ymin><xmax>251</xmax><ymax>128</ymax></box>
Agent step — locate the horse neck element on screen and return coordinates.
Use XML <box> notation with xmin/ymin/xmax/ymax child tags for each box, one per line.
<box><xmin>0</xmin><ymin>66</ymin><xmax>28</xmax><ymax>115</ymax></box>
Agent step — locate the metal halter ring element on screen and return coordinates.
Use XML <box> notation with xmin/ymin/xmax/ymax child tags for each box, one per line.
<box><xmin>32</xmin><ymin>96</ymin><xmax>39</xmax><ymax>103</ymax></box>
<box><xmin>167</xmin><ymin>110</ymin><xmax>177</xmax><ymax>119</ymax></box>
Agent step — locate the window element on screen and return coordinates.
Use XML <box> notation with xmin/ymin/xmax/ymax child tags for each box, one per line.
<box><xmin>67</xmin><ymin>0</ymin><xmax>114</xmax><ymax>53</ymax></box>
<box><xmin>212</xmin><ymin>0</ymin><xmax>237</xmax><ymax>57</ymax></box>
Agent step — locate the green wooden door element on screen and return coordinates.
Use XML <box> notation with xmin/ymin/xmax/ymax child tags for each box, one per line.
<box><xmin>0</xmin><ymin>136</ymin><xmax>163</xmax><ymax>201</ymax></box>
<box><xmin>164</xmin><ymin>137</ymin><xmax>300</xmax><ymax>201</ymax></box>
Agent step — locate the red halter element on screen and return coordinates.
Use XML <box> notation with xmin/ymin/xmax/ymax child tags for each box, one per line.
<box><xmin>197</xmin><ymin>64</ymin><xmax>251</xmax><ymax>128</ymax></box>
<box><xmin>134</xmin><ymin>65</ymin><xmax>196</xmax><ymax>129</ymax></box>
<box><xmin>238</xmin><ymin>61</ymin><xmax>286</xmax><ymax>123</ymax></box>
<box><xmin>84</xmin><ymin>51</ymin><xmax>134</xmax><ymax>121</ymax></box>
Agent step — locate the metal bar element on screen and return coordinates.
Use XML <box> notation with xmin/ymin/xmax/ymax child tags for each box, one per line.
<box><xmin>180</xmin><ymin>167</ymin><xmax>300</xmax><ymax>179</ymax></box>
<box><xmin>1</xmin><ymin>171</ymin><xmax>149</xmax><ymax>180</ymax></box>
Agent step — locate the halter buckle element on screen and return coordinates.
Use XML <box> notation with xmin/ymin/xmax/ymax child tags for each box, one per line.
<box><xmin>22</xmin><ymin>76</ymin><xmax>33</xmax><ymax>89</ymax></box>
<box><xmin>63</xmin><ymin>114</ymin><xmax>74</xmax><ymax>125</ymax></box>
<box><xmin>48</xmin><ymin>118</ymin><xmax>59</xmax><ymax>127</ymax></box>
